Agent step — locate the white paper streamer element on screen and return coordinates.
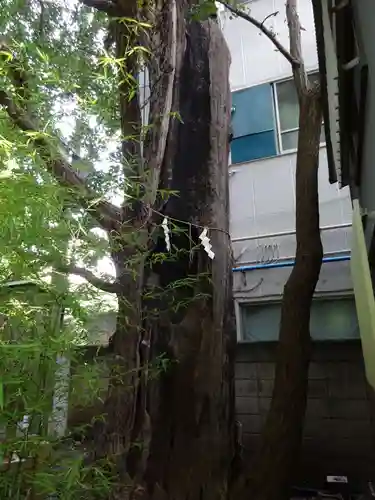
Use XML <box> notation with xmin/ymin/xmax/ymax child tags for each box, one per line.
<box><xmin>199</xmin><ymin>227</ymin><xmax>215</xmax><ymax>260</ymax></box>
<box><xmin>162</xmin><ymin>217</ymin><xmax>171</xmax><ymax>251</ymax></box>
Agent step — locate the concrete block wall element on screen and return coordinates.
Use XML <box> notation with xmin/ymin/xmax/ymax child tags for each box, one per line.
<box><xmin>236</xmin><ymin>341</ymin><xmax>375</xmax><ymax>486</ymax></box>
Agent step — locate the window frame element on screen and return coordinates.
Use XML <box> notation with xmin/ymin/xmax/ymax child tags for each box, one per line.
<box><xmin>229</xmin><ymin>70</ymin><xmax>327</xmax><ymax>165</ymax></box>
<box><xmin>236</xmin><ymin>291</ymin><xmax>358</xmax><ymax>343</ymax></box>
<box><xmin>273</xmin><ymin>71</ymin><xmax>326</xmax><ymax>154</ymax></box>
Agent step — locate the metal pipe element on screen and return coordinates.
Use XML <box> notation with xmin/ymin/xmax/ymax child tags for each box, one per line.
<box><xmin>232</xmin><ymin>254</ymin><xmax>350</xmax><ymax>273</ymax></box>
<box><xmin>231</xmin><ymin>222</ymin><xmax>352</xmax><ymax>243</ymax></box>
<box><xmin>236</xmin><ymin>248</ymin><xmax>350</xmax><ymax>267</ymax></box>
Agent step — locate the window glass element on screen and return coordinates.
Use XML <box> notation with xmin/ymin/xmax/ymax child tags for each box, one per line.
<box><xmin>231</xmin><ymin>83</ymin><xmax>276</xmax><ymax>139</ymax></box>
<box><xmin>281</xmin><ymin>130</ymin><xmax>299</xmax><ymax>151</ymax></box>
<box><xmin>281</xmin><ymin>125</ymin><xmax>326</xmax><ymax>152</ymax></box>
<box><xmin>275</xmin><ymin>72</ymin><xmax>325</xmax><ymax>152</ymax></box>
<box><xmin>230</xmin><ymin>83</ymin><xmax>277</xmax><ymax>164</ymax></box>
<box><xmin>240</xmin><ymin>297</ymin><xmax>359</xmax><ymax>342</ymax></box>
<box><xmin>231</xmin><ymin>131</ymin><xmax>277</xmax><ymax>164</ymax></box>
<box><xmin>277</xmin><ymin>79</ymin><xmax>299</xmax><ymax>131</ymax></box>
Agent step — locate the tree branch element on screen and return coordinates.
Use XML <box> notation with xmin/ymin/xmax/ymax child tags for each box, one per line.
<box><xmin>36</xmin><ymin>0</ymin><xmax>46</xmax><ymax>40</ymax></box>
<box><xmin>0</xmin><ymin>40</ymin><xmax>121</xmax><ymax>231</ymax></box>
<box><xmin>79</xmin><ymin>0</ymin><xmax>123</xmax><ymax>16</ymax></box>
<box><xmin>113</xmin><ymin>0</ymin><xmax>143</xmax><ymax>218</ymax></box>
<box><xmin>217</xmin><ymin>0</ymin><xmax>300</xmax><ymax>68</ymax></box>
<box><xmin>0</xmin><ymin>90</ymin><xmax>121</xmax><ymax>231</ymax></box>
<box><xmin>286</xmin><ymin>0</ymin><xmax>308</xmax><ymax>94</ymax></box>
<box><xmin>56</xmin><ymin>264</ymin><xmax>119</xmax><ymax>293</ymax></box>
<box><xmin>143</xmin><ymin>0</ymin><xmax>177</xmax><ymax>208</ymax></box>
<box><xmin>261</xmin><ymin>12</ymin><xmax>279</xmax><ymax>29</ymax></box>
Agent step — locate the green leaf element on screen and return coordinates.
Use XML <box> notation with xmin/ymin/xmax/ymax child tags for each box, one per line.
<box><xmin>0</xmin><ymin>381</ymin><xmax>3</xmax><ymax>410</ymax></box>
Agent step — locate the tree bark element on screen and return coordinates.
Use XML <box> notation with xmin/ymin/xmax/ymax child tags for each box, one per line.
<box><xmin>233</xmin><ymin>88</ymin><xmax>323</xmax><ymax>500</ymax></box>
<box><xmin>91</xmin><ymin>9</ymin><xmax>236</xmax><ymax>500</ymax></box>
<box><xmin>141</xmin><ymin>19</ymin><xmax>236</xmax><ymax>500</ymax></box>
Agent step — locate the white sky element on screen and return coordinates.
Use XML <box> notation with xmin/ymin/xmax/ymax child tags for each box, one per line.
<box><xmin>3</xmin><ymin>0</ymin><xmax>147</xmax><ymax>306</ymax></box>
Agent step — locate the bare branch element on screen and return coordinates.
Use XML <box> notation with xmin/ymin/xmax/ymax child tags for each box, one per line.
<box><xmin>286</xmin><ymin>0</ymin><xmax>308</xmax><ymax>94</ymax></box>
<box><xmin>79</xmin><ymin>0</ymin><xmax>123</xmax><ymax>16</ymax></box>
<box><xmin>217</xmin><ymin>0</ymin><xmax>300</xmax><ymax>68</ymax></box>
<box><xmin>0</xmin><ymin>90</ymin><xmax>121</xmax><ymax>231</ymax></box>
<box><xmin>36</xmin><ymin>0</ymin><xmax>46</xmax><ymax>40</ymax></box>
<box><xmin>261</xmin><ymin>12</ymin><xmax>279</xmax><ymax>29</ymax></box>
<box><xmin>330</xmin><ymin>0</ymin><xmax>349</xmax><ymax>12</ymax></box>
<box><xmin>56</xmin><ymin>264</ymin><xmax>119</xmax><ymax>293</ymax></box>
<box><xmin>143</xmin><ymin>0</ymin><xmax>177</xmax><ymax>208</ymax></box>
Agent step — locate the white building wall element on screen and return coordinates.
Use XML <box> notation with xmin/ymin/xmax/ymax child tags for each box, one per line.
<box><xmin>220</xmin><ymin>0</ymin><xmax>353</xmax><ymax>298</ymax></box>
<box><xmin>230</xmin><ymin>149</ymin><xmax>352</xmax><ymax>266</ymax></box>
<box><xmin>220</xmin><ymin>0</ymin><xmax>319</xmax><ymax>90</ymax></box>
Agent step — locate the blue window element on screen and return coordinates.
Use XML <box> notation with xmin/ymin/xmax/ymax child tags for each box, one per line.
<box><xmin>231</xmin><ymin>131</ymin><xmax>277</xmax><ymax>163</ymax></box>
<box><xmin>231</xmin><ymin>83</ymin><xmax>277</xmax><ymax>164</ymax></box>
<box><xmin>230</xmin><ymin>72</ymin><xmax>324</xmax><ymax>164</ymax></box>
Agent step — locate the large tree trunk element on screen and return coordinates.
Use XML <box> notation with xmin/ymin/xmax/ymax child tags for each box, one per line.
<box><xmin>141</xmin><ymin>20</ymin><xmax>236</xmax><ymax>500</ymax></box>
<box><xmin>92</xmin><ymin>8</ymin><xmax>236</xmax><ymax>500</ymax></box>
<box><xmin>233</xmin><ymin>89</ymin><xmax>323</xmax><ymax>500</ymax></box>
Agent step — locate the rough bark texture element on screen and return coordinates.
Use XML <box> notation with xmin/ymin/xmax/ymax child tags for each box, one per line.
<box><xmin>93</xmin><ymin>7</ymin><xmax>236</xmax><ymax>500</ymax></box>
<box><xmin>141</xmin><ymin>20</ymin><xmax>236</xmax><ymax>500</ymax></box>
<box><xmin>233</xmin><ymin>88</ymin><xmax>323</xmax><ymax>500</ymax></box>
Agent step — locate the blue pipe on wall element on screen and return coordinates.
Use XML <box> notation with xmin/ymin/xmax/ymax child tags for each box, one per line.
<box><xmin>232</xmin><ymin>254</ymin><xmax>351</xmax><ymax>273</ymax></box>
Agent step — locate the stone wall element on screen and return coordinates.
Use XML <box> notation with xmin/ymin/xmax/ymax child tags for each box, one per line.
<box><xmin>236</xmin><ymin>341</ymin><xmax>375</xmax><ymax>486</ymax></box>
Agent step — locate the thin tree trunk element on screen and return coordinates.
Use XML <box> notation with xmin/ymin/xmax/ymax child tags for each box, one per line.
<box><xmin>234</xmin><ymin>88</ymin><xmax>323</xmax><ymax>500</ymax></box>
<box><xmin>217</xmin><ymin>2</ymin><xmax>324</xmax><ymax>497</ymax></box>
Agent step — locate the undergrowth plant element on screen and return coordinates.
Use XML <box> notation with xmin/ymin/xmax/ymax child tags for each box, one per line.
<box><xmin>0</xmin><ymin>226</ymin><xmax>205</xmax><ymax>499</ymax></box>
<box><xmin>0</xmin><ymin>0</ymin><xmax>232</xmax><ymax>497</ymax></box>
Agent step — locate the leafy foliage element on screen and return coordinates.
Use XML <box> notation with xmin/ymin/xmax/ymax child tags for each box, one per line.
<box><xmin>0</xmin><ymin>0</ymin><xmax>125</xmax><ymax>496</ymax></box>
<box><xmin>189</xmin><ymin>0</ymin><xmax>218</xmax><ymax>20</ymax></box>
<box><xmin>0</xmin><ymin>0</ymin><xmax>126</xmax><ymax>294</ymax></box>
